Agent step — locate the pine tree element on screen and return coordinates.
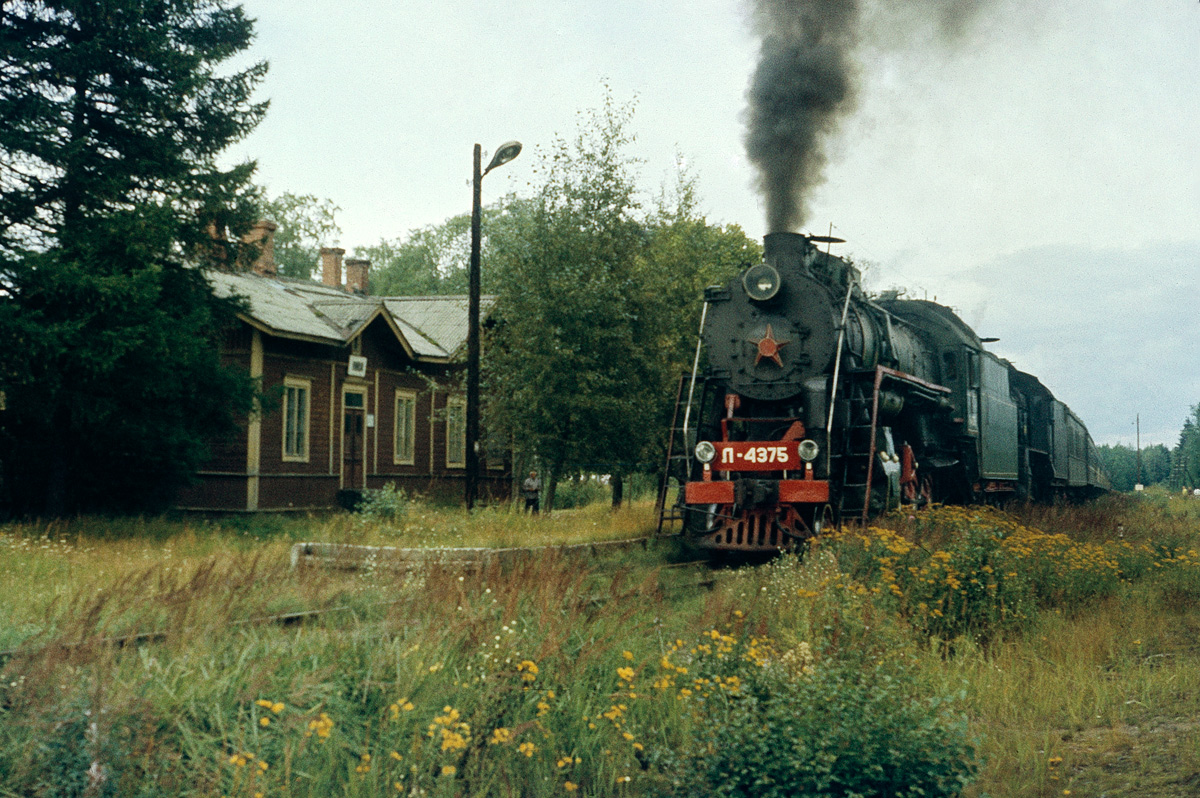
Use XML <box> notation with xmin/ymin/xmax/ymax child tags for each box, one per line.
<box><xmin>0</xmin><ymin>0</ymin><xmax>267</xmax><ymax>515</ymax></box>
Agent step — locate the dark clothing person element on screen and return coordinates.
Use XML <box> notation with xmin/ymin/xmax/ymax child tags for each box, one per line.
<box><xmin>522</xmin><ymin>472</ymin><xmax>542</xmax><ymax>514</ymax></box>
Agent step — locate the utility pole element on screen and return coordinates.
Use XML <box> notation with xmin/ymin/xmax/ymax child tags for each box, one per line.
<box><xmin>465</xmin><ymin>140</ymin><xmax>522</xmax><ymax>510</ymax></box>
<box><xmin>1136</xmin><ymin>413</ymin><xmax>1142</xmax><ymax>489</ymax></box>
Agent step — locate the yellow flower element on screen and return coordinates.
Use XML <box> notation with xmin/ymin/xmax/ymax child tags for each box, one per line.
<box><xmin>259</xmin><ymin>716</ymin><xmax>270</xmax><ymax>727</ymax></box>
<box><xmin>441</xmin><ymin>765</ymin><xmax>457</xmax><ymax>776</ymax></box>
<box><xmin>617</xmin><ymin>666</ymin><xmax>635</xmax><ymax>682</ymax></box>
<box><xmin>271</xmin><ymin>702</ymin><xmax>284</xmax><ymax>714</ymax></box>
<box><xmin>518</xmin><ymin>741</ymin><xmax>537</xmax><ymax>757</ymax></box>
<box><xmin>258</xmin><ymin>760</ymin><xmax>269</xmax><ymax>772</ymax></box>
<box><xmin>517</xmin><ymin>660</ymin><xmax>539</xmax><ymax>682</ymax></box>
<box><xmin>564</xmin><ymin>782</ymin><xmax>578</xmax><ymax>792</ymax></box>
<box><xmin>622</xmin><ymin>650</ymin><xmax>633</xmax><ymax>660</ymax></box>
<box><xmin>306</xmin><ymin>712</ymin><xmax>333</xmax><ymax>740</ymax></box>
<box><xmin>489</xmin><ymin>727</ymin><xmax>512</xmax><ymax>745</ymax></box>
<box><xmin>390</xmin><ymin>751</ymin><xmax>403</xmax><ymax>761</ymax></box>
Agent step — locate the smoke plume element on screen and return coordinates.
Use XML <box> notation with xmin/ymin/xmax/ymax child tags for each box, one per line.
<box><xmin>746</xmin><ymin>0</ymin><xmax>860</xmax><ymax>234</ymax></box>
<box><xmin>745</xmin><ymin>0</ymin><xmax>993</xmax><ymax>233</ymax></box>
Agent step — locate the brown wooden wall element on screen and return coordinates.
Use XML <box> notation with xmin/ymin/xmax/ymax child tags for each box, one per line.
<box><xmin>178</xmin><ymin>317</ymin><xmax>511</xmax><ymax>511</ymax></box>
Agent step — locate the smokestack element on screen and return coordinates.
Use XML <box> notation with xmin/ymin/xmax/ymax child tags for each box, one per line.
<box><xmin>745</xmin><ymin>0</ymin><xmax>860</xmax><ymax>234</ymax></box>
<box><xmin>320</xmin><ymin>247</ymin><xmax>344</xmax><ymax>289</ymax></box>
<box><xmin>243</xmin><ymin>219</ymin><xmax>278</xmax><ymax>277</ymax></box>
<box><xmin>763</xmin><ymin>231</ymin><xmax>812</xmax><ymax>271</ymax></box>
<box><xmin>345</xmin><ymin>258</ymin><xmax>370</xmax><ymax>295</ymax></box>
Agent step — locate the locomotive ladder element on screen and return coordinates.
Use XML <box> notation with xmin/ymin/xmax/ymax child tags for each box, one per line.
<box><xmin>657</xmin><ymin>301</ymin><xmax>710</xmax><ymax>537</ymax></box>
<box><xmin>834</xmin><ymin>374</ymin><xmax>879</xmax><ymax>525</ymax></box>
<box><xmin>655</xmin><ymin>373</ymin><xmax>695</xmax><ymax>536</ymax></box>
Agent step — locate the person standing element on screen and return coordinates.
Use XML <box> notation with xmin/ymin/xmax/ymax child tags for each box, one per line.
<box><xmin>522</xmin><ymin>470</ymin><xmax>542</xmax><ymax>514</ymax></box>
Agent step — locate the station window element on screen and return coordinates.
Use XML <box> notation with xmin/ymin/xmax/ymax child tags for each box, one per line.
<box><xmin>394</xmin><ymin>390</ymin><xmax>417</xmax><ymax>465</ymax></box>
<box><xmin>445</xmin><ymin>397</ymin><xmax>466</xmax><ymax>468</ymax></box>
<box><xmin>282</xmin><ymin>377</ymin><xmax>311</xmax><ymax>462</ymax></box>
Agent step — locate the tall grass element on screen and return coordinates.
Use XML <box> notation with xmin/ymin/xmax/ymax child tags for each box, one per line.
<box><xmin>4</xmin><ymin>492</ymin><xmax>1200</xmax><ymax>796</ymax></box>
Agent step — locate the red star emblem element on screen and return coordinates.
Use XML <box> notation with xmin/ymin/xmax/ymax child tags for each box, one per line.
<box><xmin>751</xmin><ymin>323</ymin><xmax>790</xmax><ymax>367</ymax></box>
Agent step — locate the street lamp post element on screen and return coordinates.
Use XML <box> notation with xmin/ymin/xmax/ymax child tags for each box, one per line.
<box><xmin>466</xmin><ymin>140</ymin><xmax>522</xmax><ymax>510</ymax></box>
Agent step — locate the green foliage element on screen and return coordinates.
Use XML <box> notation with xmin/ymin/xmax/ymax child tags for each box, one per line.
<box><xmin>1098</xmin><ymin>443</ymin><xmax>1172</xmax><ymax>491</ymax></box>
<box><xmin>259</xmin><ymin>192</ymin><xmax>342</xmax><ymax>279</ymax></box>
<box><xmin>483</xmin><ymin>93</ymin><xmax>760</xmax><ymax>509</ymax></box>
<box><xmin>0</xmin><ymin>0</ymin><xmax>267</xmax><ymax>257</ymax></box>
<box><xmin>834</xmin><ymin>507</ymin><xmax>1128</xmax><ymax>643</ymax></box>
<box><xmin>362</xmin><ymin>210</ymin><xmax>495</xmax><ymax>296</ymax></box>
<box><xmin>484</xmin><ymin>93</ymin><xmax>664</xmax><ymax>505</ymax></box>
<box><xmin>1173</xmin><ymin>404</ymin><xmax>1200</xmax><ymax>490</ymax></box>
<box><xmin>357</xmin><ymin>482</ymin><xmax>409</xmax><ymax>524</ymax></box>
<box><xmin>550</xmin><ymin>475</ymin><xmax>610</xmax><ymax>510</ymax></box>
<box><xmin>652</xmin><ymin>634</ymin><xmax>976</xmax><ymax>798</ymax></box>
<box><xmin>0</xmin><ymin>0</ymin><xmax>266</xmax><ymax>515</ymax></box>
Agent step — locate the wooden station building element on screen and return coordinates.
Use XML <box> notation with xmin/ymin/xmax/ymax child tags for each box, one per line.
<box><xmin>175</xmin><ymin>224</ymin><xmax>510</xmax><ymax>511</ymax></box>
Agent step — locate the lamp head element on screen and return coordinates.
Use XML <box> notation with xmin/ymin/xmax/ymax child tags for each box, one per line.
<box><xmin>484</xmin><ymin>140</ymin><xmax>522</xmax><ymax>175</ymax></box>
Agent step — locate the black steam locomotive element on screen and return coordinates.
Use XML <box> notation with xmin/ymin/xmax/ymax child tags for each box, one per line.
<box><xmin>671</xmin><ymin>232</ymin><xmax>1108</xmax><ymax>552</ymax></box>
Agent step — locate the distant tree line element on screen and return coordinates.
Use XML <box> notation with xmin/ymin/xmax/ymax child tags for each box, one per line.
<box><xmin>1097</xmin><ymin>404</ymin><xmax>1200</xmax><ymax>493</ymax></box>
<box><xmin>1096</xmin><ymin>443</ymin><xmax>1172</xmax><ymax>492</ymax></box>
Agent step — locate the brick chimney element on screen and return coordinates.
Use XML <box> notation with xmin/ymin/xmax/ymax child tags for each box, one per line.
<box><xmin>320</xmin><ymin>247</ymin><xmax>344</xmax><ymax>288</ymax></box>
<box><xmin>345</xmin><ymin>258</ymin><xmax>370</xmax><ymax>295</ymax></box>
<box><xmin>243</xmin><ymin>219</ymin><xmax>278</xmax><ymax>276</ymax></box>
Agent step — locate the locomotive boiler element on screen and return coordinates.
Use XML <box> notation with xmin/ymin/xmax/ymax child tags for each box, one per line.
<box><xmin>669</xmin><ymin>232</ymin><xmax>1107</xmax><ymax>552</ymax></box>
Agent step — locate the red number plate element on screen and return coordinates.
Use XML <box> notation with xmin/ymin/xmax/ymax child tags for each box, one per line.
<box><xmin>714</xmin><ymin>441</ymin><xmax>801</xmax><ymax>471</ymax></box>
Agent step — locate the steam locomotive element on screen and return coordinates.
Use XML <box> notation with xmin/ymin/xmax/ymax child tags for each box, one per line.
<box><xmin>672</xmin><ymin>232</ymin><xmax>1108</xmax><ymax>552</ymax></box>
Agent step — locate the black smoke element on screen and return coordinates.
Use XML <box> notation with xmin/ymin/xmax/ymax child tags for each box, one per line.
<box><xmin>745</xmin><ymin>0</ymin><xmax>992</xmax><ymax>233</ymax></box>
<box><xmin>746</xmin><ymin>0</ymin><xmax>860</xmax><ymax>234</ymax></box>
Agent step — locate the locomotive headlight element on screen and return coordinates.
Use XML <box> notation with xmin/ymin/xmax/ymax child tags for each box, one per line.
<box><xmin>798</xmin><ymin>439</ymin><xmax>820</xmax><ymax>462</ymax></box>
<box><xmin>742</xmin><ymin>263</ymin><xmax>781</xmax><ymax>302</ymax></box>
<box><xmin>694</xmin><ymin>441</ymin><xmax>717</xmax><ymax>464</ymax></box>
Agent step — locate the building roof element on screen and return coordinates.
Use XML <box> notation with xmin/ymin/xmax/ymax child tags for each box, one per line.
<box><xmin>207</xmin><ymin>270</ymin><xmax>494</xmax><ymax>362</ymax></box>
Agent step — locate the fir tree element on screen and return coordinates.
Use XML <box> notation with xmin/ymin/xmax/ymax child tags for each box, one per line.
<box><xmin>0</xmin><ymin>0</ymin><xmax>267</xmax><ymax>514</ymax></box>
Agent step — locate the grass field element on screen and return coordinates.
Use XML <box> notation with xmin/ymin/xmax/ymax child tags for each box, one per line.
<box><xmin>2</xmin><ymin>493</ymin><xmax>1200</xmax><ymax>796</ymax></box>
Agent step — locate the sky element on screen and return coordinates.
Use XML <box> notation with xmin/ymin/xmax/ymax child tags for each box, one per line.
<box><xmin>229</xmin><ymin>0</ymin><xmax>1200</xmax><ymax>448</ymax></box>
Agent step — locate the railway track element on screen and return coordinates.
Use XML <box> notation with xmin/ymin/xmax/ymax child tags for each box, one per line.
<box><xmin>0</xmin><ymin>536</ymin><xmax>720</xmax><ymax>664</ymax></box>
<box><xmin>288</xmin><ymin>534</ymin><xmax>671</xmax><ymax>571</ymax></box>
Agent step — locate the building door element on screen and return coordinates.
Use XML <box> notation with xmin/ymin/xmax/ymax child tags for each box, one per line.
<box><xmin>343</xmin><ymin>388</ymin><xmax>366</xmax><ymax>490</ymax></box>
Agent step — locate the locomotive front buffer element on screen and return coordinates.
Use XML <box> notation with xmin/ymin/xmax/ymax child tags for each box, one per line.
<box><xmin>684</xmin><ymin>422</ymin><xmax>831</xmax><ymax>552</ymax></box>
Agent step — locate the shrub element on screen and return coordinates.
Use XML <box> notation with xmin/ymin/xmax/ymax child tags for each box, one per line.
<box><xmin>833</xmin><ymin>507</ymin><xmax>1128</xmax><ymax>643</ymax></box>
<box><xmin>357</xmin><ymin>483</ymin><xmax>408</xmax><ymax>524</ymax></box>
<box><xmin>552</xmin><ymin>476</ymin><xmax>608</xmax><ymax>510</ymax></box>
<box><xmin>649</xmin><ymin>631</ymin><xmax>977</xmax><ymax>798</ymax></box>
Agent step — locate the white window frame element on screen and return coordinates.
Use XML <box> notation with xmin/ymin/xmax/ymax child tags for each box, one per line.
<box><xmin>445</xmin><ymin>396</ymin><xmax>466</xmax><ymax>469</ymax></box>
<box><xmin>282</xmin><ymin>376</ymin><xmax>311</xmax><ymax>463</ymax></box>
<box><xmin>393</xmin><ymin>389</ymin><xmax>417</xmax><ymax>466</ymax></box>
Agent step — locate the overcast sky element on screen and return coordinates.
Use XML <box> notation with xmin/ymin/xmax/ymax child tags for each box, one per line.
<box><xmin>230</xmin><ymin>0</ymin><xmax>1199</xmax><ymax>447</ymax></box>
